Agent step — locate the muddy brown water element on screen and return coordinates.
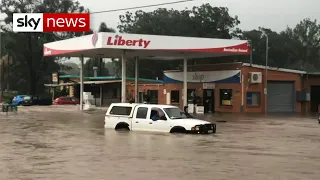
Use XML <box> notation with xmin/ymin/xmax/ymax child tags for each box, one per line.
<box><xmin>1</xmin><ymin>106</ymin><xmax>320</xmax><ymax>180</ymax></box>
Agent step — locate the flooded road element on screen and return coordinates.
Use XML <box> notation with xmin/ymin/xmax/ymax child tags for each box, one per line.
<box><xmin>1</xmin><ymin>107</ymin><xmax>320</xmax><ymax>180</ymax></box>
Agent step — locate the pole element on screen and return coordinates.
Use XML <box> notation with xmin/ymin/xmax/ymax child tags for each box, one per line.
<box><xmin>0</xmin><ymin>29</ymin><xmax>2</xmax><ymax>103</ymax></box>
<box><xmin>134</xmin><ymin>56</ymin><xmax>139</xmax><ymax>103</ymax></box>
<box><xmin>265</xmin><ymin>35</ymin><xmax>269</xmax><ymax>116</ymax></box>
<box><xmin>183</xmin><ymin>58</ymin><xmax>188</xmax><ymax>107</ymax></box>
<box><xmin>80</xmin><ymin>55</ymin><xmax>84</xmax><ymax>110</ymax></box>
<box><xmin>249</xmin><ymin>40</ymin><xmax>253</xmax><ymax>66</ymax></box>
<box><xmin>121</xmin><ymin>51</ymin><xmax>126</xmax><ymax>103</ymax></box>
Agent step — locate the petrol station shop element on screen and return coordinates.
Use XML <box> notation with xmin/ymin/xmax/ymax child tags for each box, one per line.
<box><xmin>51</xmin><ymin>61</ymin><xmax>320</xmax><ymax>113</ymax></box>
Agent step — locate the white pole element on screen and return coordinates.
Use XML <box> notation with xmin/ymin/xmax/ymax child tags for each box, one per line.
<box><xmin>100</xmin><ymin>85</ymin><xmax>103</xmax><ymax>106</ymax></box>
<box><xmin>135</xmin><ymin>56</ymin><xmax>139</xmax><ymax>103</ymax></box>
<box><xmin>121</xmin><ymin>51</ymin><xmax>126</xmax><ymax>103</ymax></box>
<box><xmin>80</xmin><ymin>55</ymin><xmax>84</xmax><ymax>110</ymax></box>
<box><xmin>265</xmin><ymin>35</ymin><xmax>269</xmax><ymax>116</ymax></box>
<box><xmin>183</xmin><ymin>58</ymin><xmax>188</xmax><ymax>107</ymax></box>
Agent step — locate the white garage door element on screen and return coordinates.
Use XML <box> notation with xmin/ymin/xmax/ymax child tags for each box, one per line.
<box><xmin>267</xmin><ymin>81</ymin><xmax>295</xmax><ymax>112</ymax></box>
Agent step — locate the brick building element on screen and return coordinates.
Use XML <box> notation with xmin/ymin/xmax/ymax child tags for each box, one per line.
<box><xmin>49</xmin><ymin>62</ymin><xmax>320</xmax><ymax>113</ymax></box>
<box><xmin>139</xmin><ymin>62</ymin><xmax>305</xmax><ymax>113</ymax></box>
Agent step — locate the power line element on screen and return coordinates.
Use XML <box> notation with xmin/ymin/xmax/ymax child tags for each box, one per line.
<box><xmin>90</xmin><ymin>0</ymin><xmax>195</xmax><ymax>14</ymax></box>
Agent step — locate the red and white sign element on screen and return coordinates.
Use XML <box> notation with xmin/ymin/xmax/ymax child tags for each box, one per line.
<box><xmin>13</xmin><ymin>13</ymin><xmax>90</xmax><ymax>32</ymax></box>
<box><xmin>107</xmin><ymin>35</ymin><xmax>151</xmax><ymax>48</ymax></box>
<box><xmin>43</xmin><ymin>32</ymin><xmax>250</xmax><ymax>57</ymax></box>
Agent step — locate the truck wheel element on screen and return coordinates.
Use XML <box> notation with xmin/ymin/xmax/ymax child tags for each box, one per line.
<box><xmin>115</xmin><ymin>122</ymin><xmax>130</xmax><ymax>131</ymax></box>
<box><xmin>170</xmin><ymin>126</ymin><xmax>186</xmax><ymax>133</ymax></box>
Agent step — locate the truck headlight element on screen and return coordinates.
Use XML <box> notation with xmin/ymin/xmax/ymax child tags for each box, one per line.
<box><xmin>195</xmin><ymin>126</ymin><xmax>199</xmax><ymax>130</ymax></box>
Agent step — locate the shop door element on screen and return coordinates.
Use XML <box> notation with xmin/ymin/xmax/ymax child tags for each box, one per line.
<box><xmin>147</xmin><ymin>90</ymin><xmax>159</xmax><ymax>104</ymax></box>
<box><xmin>203</xmin><ymin>89</ymin><xmax>215</xmax><ymax>113</ymax></box>
<box><xmin>138</xmin><ymin>92</ymin><xmax>144</xmax><ymax>103</ymax></box>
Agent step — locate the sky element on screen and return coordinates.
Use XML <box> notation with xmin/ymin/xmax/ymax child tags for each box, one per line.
<box><xmin>79</xmin><ymin>0</ymin><xmax>320</xmax><ymax>32</ymax></box>
<box><xmin>1</xmin><ymin>0</ymin><xmax>319</xmax><ymax>65</ymax></box>
<box><xmin>73</xmin><ymin>0</ymin><xmax>320</xmax><ymax>64</ymax></box>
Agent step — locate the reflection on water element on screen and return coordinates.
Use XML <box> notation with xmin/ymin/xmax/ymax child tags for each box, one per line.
<box><xmin>1</xmin><ymin>109</ymin><xmax>320</xmax><ymax>180</ymax></box>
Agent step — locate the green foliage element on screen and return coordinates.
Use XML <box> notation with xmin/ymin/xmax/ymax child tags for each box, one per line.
<box><xmin>82</xmin><ymin>22</ymin><xmax>115</xmax><ymax>77</ymax></box>
<box><xmin>0</xmin><ymin>0</ymin><xmax>89</xmax><ymax>94</ymax></box>
<box><xmin>117</xmin><ymin>3</ymin><xmax>242</xmax><ymax>79</ymax></box>
<box><xmin>54</xmin><ymin>88</ymin><xmax>69</xmax><ymax>98</ymax></box>
<box><xmin>243</xmin><ymin>19</ymin><xmax>320</xmax><ymax>71</ymax></box>
<box><xmin>2</xmin><ymin>91</ymin><xmax>18</xmax><ymax>104</ymax></box>
<box><xmin>83</xmin><ymin>58</ymin><xmax>110</xmax><ymax>76</ymax></box>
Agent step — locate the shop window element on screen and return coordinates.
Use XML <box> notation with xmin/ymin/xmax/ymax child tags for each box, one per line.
<box><xmin>187</xmin><ymin>89</ymin><xmax>196</xmax><ymax>101</ymax></box>
<box><xmin>220</xmin><ymin>89</ymin><xmax>232</xmax><ymax>106</ymax></box>
<box><xmin>246</xmin><ymin>92</ymin><xmax>261</xmax><ymax>106</ymax></box>
<box><xmin>171</xmin><ymin>90</ymin><xmax>180</xmax><ymax>103</ymax></box>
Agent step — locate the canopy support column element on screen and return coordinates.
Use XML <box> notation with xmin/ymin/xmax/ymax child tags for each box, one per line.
<box><xmin>80</xmin><ymin>55</ymin><xmax>84</xmax><ymax>110</ymax></box>
<box><xmin>135</xmin><ymin>56</ymin><xmax>139</xmax><ymax>103</ymax></box>
<box><xmin>183</xmin><ymin>58</ymin><xmax>188</xmax><ymax>107</ymax></box>
<box><xmin>121</xmin><ymin>51</ymin><xmax>126</xmax><ymax>103</ymax></box>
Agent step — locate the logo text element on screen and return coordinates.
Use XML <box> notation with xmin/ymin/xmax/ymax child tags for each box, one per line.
<box><xmin>13</xmin><ymin>13</ymin><xmax>90</xmax><ymax>32</ymax></box>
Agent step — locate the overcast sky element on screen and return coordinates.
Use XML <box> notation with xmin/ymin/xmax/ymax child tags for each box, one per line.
<box><xmin>1</xmin><ymin>0</ymin><xmax>319</xmax><ymax>65</ymax></box>
<box><xmin>79</xmin><ymin>0</ymin><xmax>320</xmax><ymax>32</ymax></box>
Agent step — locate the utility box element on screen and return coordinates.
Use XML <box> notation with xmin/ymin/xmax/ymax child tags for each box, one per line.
<box><xmin>296</xmin><ymin>91</ymin><xmax>310</xmax><ymax>102</ymax></box>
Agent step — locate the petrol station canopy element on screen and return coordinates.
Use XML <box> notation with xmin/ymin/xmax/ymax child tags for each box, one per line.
<box><xmin>43</xmin><ymin>32</ymin><xmax>250</xmax><ymax>110</ymax></box>
<box><xmin>43</xmin><ymin>32</ymin><xmax>250</xmax><ymax>59</ymax></box>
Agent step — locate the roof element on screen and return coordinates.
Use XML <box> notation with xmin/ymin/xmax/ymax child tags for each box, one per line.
<box><xmin>242</xmin><ymin>63</ymin><xmax>306</xmax><ymax>74</ymax></box>
<box><xmin>59</xmin><ymin>75</ymin><xmax>164</xmax><ymax>83</ymax></box>
<box><xmin>163</xmin><ymin>62</ymin><xmax>307</xmax><ymax>75</ymax></box>
<box><xmin>110</xmin><ymin>103</ymin><xmax>178</xmax><ymax>109</ymax></box>
<box><xmin>44</xmin><ymin>80</ymin><xmax>122</xmax><ymax>87</ymax></box>
<box><xmin>43</xmin><ymin>32</ymin><xmax>250</xmax><ymax>60</ymax></box>
<box><xmin>306</xmin><ymin>72</ymin><xmax>320</xmax><ymax>75</ymax></box>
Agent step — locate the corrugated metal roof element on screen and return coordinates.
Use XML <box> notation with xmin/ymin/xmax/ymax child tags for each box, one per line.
<box><xmin>58</xmin><ymin>75</ymin><xmax>163</xmax><ymax>83</ymax></box>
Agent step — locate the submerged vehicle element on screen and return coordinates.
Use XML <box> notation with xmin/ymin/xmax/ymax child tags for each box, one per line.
<box><xmin>104</xmin><ymin>103</ymin><xmax>216</xmax><ymax>134</ymax></box>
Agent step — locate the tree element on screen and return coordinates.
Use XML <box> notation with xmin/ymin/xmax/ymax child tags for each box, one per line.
<box><xmin>0</xmin><ymin>0</ymin><xmax>89</xmax><ymax>94</ymax></box>
<box><xmin>282</xmin><ymin>18</ymin><xmax>320</xmax><ymax>71</ymax></box>
<box><xmin>243</xmin><ymin>27</ymin><xmax>292</xmax><ymax>68</ymax></box>
<box><xmin>60</xmin><ymin>62</ymin><xmax>80</xmax><ymax>75</ymax></box>
<box><xmin>84</xmin><ymin>22</ymin><xmax>115</xmax><ymax>76</ymax></box>
<box><xmin>116</xmin><ymin>3</ymin><xmax>242</xmax><ymax>79</ymax></box>
<box><xmin>83</xmin><ymin>58</ymin><xmax>109</xmax><ymax>76</ymax></box>
<box><xmin>99</xmin><ymin>22</ymin><xmax>115</xmax><ymax>33</ymax></box>
<box><xmin>118</xmin><ymin>4</ymin><xmax>240</xmax><ymax>38</ymax></box>
<box><xmin>243</xmin><ymin>19</ymin><xmax>320</xmax><ymax>71</ymax></box>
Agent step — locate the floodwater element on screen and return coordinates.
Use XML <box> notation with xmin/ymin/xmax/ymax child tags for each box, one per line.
<box><xmin>1</xmin><ymin>106</ymin><xmax>320</xmax><ymax>180</ymax></box>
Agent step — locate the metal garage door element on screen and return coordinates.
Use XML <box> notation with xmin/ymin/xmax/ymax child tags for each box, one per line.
<box><xmin>267</xmin><ymin>81</ymin><xmax>295</xmax><ymax>112</ymax></box>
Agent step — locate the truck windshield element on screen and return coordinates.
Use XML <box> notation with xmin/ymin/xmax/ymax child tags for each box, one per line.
<box><xmin>163</xmin><ymin>108</ymin><xmax>187</xmax><ymax>119</ymax></box>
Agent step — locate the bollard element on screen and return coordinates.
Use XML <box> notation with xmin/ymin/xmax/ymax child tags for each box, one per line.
<box><xmin>2</xmin><ymin>104</ymin><xmax>8</xmax><ymax>112</ymax></box>
<box><xmin>1</xmin><ymin>104</ymin><xmax>18</xmax><ymax>113</ymax></box>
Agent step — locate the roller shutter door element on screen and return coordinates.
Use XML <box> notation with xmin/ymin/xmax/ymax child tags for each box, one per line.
<box><xmin>267</xmin><ymin>81</ymin><xmax>295</xmax><ymax>112</ymax></box>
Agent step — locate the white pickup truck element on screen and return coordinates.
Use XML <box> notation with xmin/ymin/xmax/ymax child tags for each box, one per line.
<box><xmin>104</xmin><ymin>103</ymin><xmax>216</xmax><ymax>134</ymax></box>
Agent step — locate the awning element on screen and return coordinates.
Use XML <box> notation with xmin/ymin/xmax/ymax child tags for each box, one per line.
<box><xmin>43</xmin><ymin>32</ymin><xmax>250</xmax><ymax>59</ymax></box>
<box><xmin>44</xmin><ymin>80</ymin><xmax>121</xmax><ymax>87</ymax></box>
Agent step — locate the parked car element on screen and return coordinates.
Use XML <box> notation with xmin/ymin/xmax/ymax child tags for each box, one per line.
<box><xmin>104</xmin><ymin>103</ymin><xmax>217</xmax><ymax>134</ymax></box>
<box><xmin>12</xmin><ymin>95</ymin><xmax>27</xmax><ymax>105</ymax></box>
<box><xmin>21</xmin><ymin>95</ymin><xmax>52</xmax><ymax>106</ymax></box>
<box><xmin>53</xmin><ymin>96</ymin><xmax>80</xmax><ymax>105</ymax></box>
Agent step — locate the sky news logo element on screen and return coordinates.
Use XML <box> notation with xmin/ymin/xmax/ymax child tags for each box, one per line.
<box><xmin>13</xmin><ymin>13</ymin><xmax>90</xmax><ymax>32</ymax></box>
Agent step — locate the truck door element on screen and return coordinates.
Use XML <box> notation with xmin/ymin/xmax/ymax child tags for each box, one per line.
<box><xmin>148</xmin><ymin>108</ymin><xmax>171</xmax><ymax>133</ymax></box>
<box><xmin>132</xmin><ymin>107</ymin><xmax>150</xmax><ymax>131</ymax></box>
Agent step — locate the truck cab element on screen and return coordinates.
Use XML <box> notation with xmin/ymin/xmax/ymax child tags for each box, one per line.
<box><xmin>104</xmin><ymin>103</ymin><xmax>216</xmax><ymax>134</ymax></box>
